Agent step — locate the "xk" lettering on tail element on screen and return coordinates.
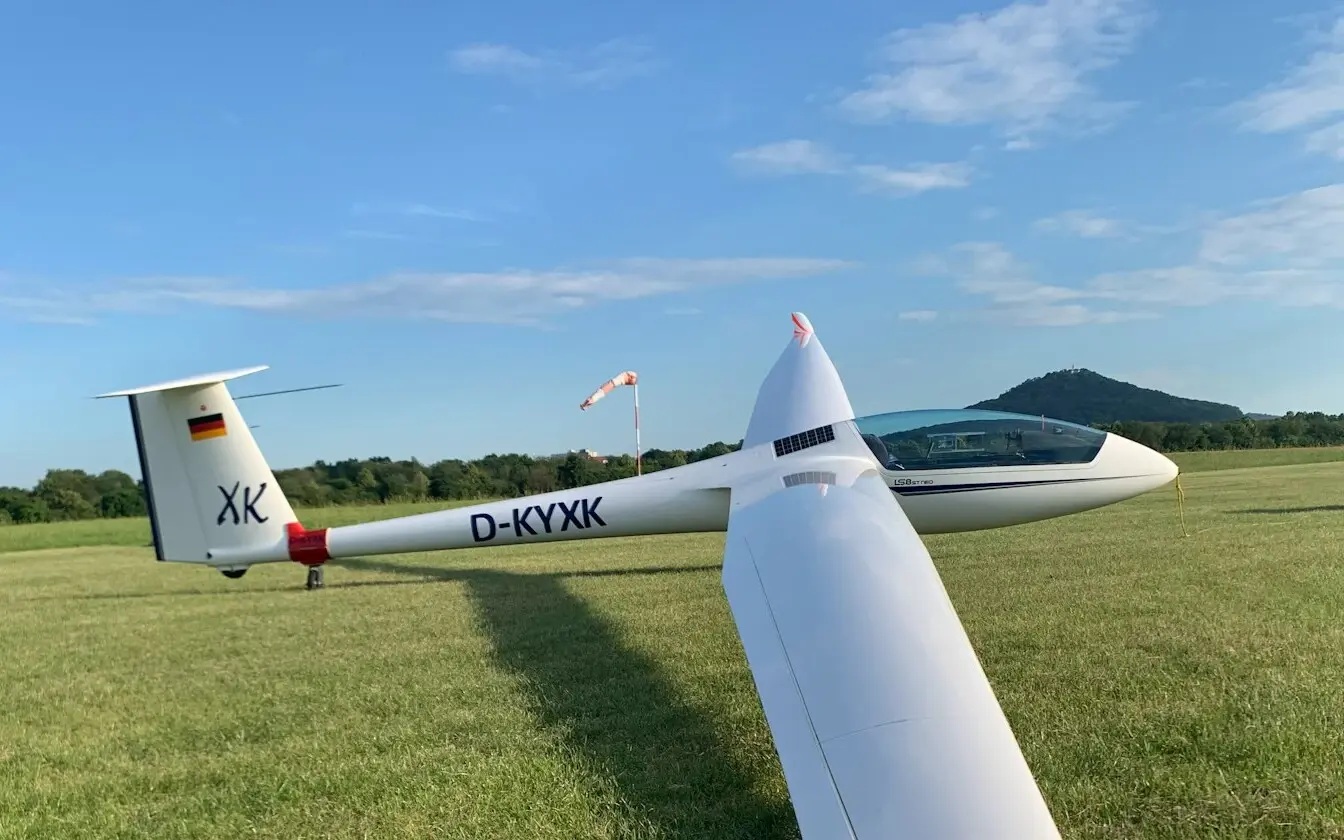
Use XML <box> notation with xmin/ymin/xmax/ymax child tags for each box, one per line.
<box><xmin>217</xmin><ymin>481</ymin><xmax>269</xmax><ymax>526</ymax></box>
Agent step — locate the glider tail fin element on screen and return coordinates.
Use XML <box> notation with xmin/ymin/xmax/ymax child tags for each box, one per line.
<box><xmin>96</xmin><ymin>366</ymin><xmax>298</xmax><ymax>567</ymax></box>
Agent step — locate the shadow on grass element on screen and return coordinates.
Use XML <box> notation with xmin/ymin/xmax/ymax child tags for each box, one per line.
<box><xmin>44</xmin><ymin>563</ymin><xmax>723</xmax><ymax>601</ymax></box>
<box><xmin>1234</xmin><ymin>505</ymin><xmax>1344</xmax><ymax>515</ymax></box>
<box><xmin>340</xmin><ymin>556</ymin><xmax>799</xmax><ymax>840</ymax></box>
<box><xmin>29</xmin><ymin>557</ymin><xmax>796</xmax><ymax>835</ymax></box>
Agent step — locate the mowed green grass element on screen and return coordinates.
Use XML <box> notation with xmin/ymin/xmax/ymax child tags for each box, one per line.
<box><xmin>1167</xmin><ymin>445</ymin><xmax>1344</xmax><ymax>474</ymax></box>
<box><xmin>0</xmin><ymin>450</ymin><xmax>1341</xmax><ymax>838</ymax></box>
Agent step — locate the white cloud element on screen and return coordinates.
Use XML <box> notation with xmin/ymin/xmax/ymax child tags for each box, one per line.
<box><xmin>448</xmin><ymin>38</ymin><xmax>656</xmax><ymax>89</ymax></box>
<box><xmin>352</xmin><ymin>202</ymin><xmax>482</xmax><ymax>222</ymax></box>
<box><xmin>342</xmin><ymin>229</ymin><xmax>409</xmax><ymax>241</ymax></box>
<box><xmin>0</xmin><ymin>277</ymin><xmax>219</xmax><ymax>325</ymax></box>
<box><xmin>852</xmin><ymin>162</ymin><xmax>973</xmax><ymax>193</ymax></box>
<box><xmin>1236</xmin><ymin>16</ymin><xmax>1344</xmax><ymax>157</ymax></box>
<box><xmin>730</xmin><ymin>140</ymin><xmax>845</xmax><ymax>174</ymax></box>
<box><xmin>401</xmin><ymin>203</ymin><xmax>482</xmax><ymax>221</ymax></box>
<box><xmin>917</xmin><ymin>183</ymin><xmax>1344</xmax><ymax>324</ymax></box>
<box><xmin>836</xmin><ymin>0</ymin><xmax>1152</xmax><ymax>145</ymax></box>
<box><xmin>1179</xmin><ymin>76</ymin><xmax>1226</xmax><ymax>91</ymax></box>
<box><xmin>1305</xmin><ymin>120</ymin><xmax>1344</xmax><ymax>158</ymax></box>
<box><xmin>451</xmin><ymin>44</ymin><xmax>547</xmax><ymax>76</ymax></box>
<box><xmin>731</xmin><ymin>140</ymin><xmax>972</xmax><ymax>196</ymax></box>
<box><xmin>898</xmin><ymin>309</ymin><xmax>938</xmax><ymax>321</ymax></box>
<box><xmin>1196</xmin><ymin>183</ymin><xmax>1344</xmax><ymax>266</ymax></box>
<box><xmin>1033</xmin><ymin>209</ymin><xmax>1127</xmax><ymax>238</ymax></box>
<box><xmin>4</xmin><ymin>258</ymin><xmax>854</xmax><ymax>327</ymax></box>
<box><xmin>912</xmin><ymin>241</ymin><xmax>1144</xmax><ymax>325</ymax></box>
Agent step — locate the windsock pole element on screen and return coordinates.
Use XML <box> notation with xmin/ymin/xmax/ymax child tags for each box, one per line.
<box><xmin>633</xmin><ymin>382</ymin><xmax>641</xmax><ymax>475</ymax></box>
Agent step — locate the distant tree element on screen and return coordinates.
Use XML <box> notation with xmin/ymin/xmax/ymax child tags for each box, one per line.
<box><xmin>406</xmin><ymin>470</ymin><xmax>431</xmax><ymax>501</ymax></box>
<box><xmin>98</xmin><ymin>487</ymin><xmax>146</xmax><ymax>519</ymax></box>
<box><xmin>34</xmin><ymin>469</ymin><xmax>100</xmax><ymax>506</ymax></box>
<box><xmin>557</xmin><ymin>452</ymin><xmax>601</xmax><ymax>489</ymax></box>
<box><xmin>40</xmin><ymin>488</ymin><xmax>97</xmax><ymax>521</ymax></box>
<box><xmin>93</xmin><ymin>469</ymin><xmax>138</xmax><ymax>497</ymax></box>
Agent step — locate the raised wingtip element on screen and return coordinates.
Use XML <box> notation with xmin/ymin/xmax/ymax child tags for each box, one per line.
<box><xmin>791</xmin><ymin>312</ymin><xmax>814</xmax><ymax>346</ymax></box>
<box><xmin>741</xmin><ymin>311</ymin><xmax>854</xmax><ymax>447</ymax></box>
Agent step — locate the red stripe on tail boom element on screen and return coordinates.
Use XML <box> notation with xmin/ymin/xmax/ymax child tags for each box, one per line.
<box><xmin>286</xmin><ymin>522</ymin><xmax>330</xmax><ymax>566</ymax></box>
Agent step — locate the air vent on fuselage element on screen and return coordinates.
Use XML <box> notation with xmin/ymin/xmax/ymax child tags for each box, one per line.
<box><xmin>773</xmin><ymin>424</ymin><xmax>836</xmax><ymax>457</ymax></box>
<box><xmin>782</xmin><ymin>470</ymin><xmax>837</xmax><ymax>488</ymax></box>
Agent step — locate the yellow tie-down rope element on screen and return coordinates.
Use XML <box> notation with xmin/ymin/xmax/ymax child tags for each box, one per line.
<box><xmin>1174</xmin><ymin>472</ymin><xmax>1189</xmax><ymax>537</ymax></box>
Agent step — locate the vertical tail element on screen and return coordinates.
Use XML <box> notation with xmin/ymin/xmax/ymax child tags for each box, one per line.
<box><xmin>96</xmin><ymin>366</ymin><xmax>299</xmax><ymax>567</ymax></box>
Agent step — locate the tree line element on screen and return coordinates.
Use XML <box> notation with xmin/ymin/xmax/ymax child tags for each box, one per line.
<box><xmin>3</xmin><ymin>412</ymin><xmax>1343</xmax><ymax>525</ymax></box>
<box><xmin>1092</xmin><ymin>411</ymin><xmax>1344</xmax><ymax>453</ymax></box>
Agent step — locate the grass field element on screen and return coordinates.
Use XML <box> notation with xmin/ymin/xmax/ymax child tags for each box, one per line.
<box><xmin>2</xmin><ymin>447</ymin><xmax>1343</xmax><ymax>838</ymax></box>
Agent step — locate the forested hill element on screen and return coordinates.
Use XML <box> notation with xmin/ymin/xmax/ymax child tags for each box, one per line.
<box><xmin>968</xmin><ymin>369</ymin><xmax>1245</xmax><ymax>425</ymax></box>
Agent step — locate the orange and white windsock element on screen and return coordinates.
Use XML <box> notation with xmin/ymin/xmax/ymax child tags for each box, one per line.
<box><xmin>580</xmin><ymin>370</ymin><xmax>638</xmax><ymax>410</ymax></box>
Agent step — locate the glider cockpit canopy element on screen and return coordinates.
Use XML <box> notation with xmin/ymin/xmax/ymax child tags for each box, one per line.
<box><xmin>854</xmin><ymin>409</ymin><xmax>1107</xmax><ymax>471</ymax></box>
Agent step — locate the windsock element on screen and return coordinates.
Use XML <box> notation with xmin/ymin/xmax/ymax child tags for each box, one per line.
<box><xmin>580</xmin><ymin>371</ymin><xmax>638</xmax><ymax>410</ymax></box>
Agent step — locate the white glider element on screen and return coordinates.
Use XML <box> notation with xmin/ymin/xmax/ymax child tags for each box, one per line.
<box><xmin>97</xmin><ymin>312</ymin><xmax>1179</xmax><ymax>837</ymax></box>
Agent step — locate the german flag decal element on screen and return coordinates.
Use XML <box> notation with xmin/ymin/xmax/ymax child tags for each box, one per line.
<box><xmin>187</xmin><ymin>412</ymin><xmax>228</xmax><ymax>442</ymax></box>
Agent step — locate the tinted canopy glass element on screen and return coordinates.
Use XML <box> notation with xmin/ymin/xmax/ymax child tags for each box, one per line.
<box><xmin>853</xmin><ymin>409</ymin><xmax>1106</xmax><ymax>471</ymax></box>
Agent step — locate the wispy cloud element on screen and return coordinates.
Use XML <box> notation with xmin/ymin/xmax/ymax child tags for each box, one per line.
<box><xmin>448</xmin><ymin>38</ymin><xmax>656</xmax><ymax>89</ymax></box>
<box><xmin>1033</xmin><ymin>209</ymin><xmax>1128</xmax><ymax>238</ymax></box>
<box><xmin>836</xmin><ymin>0</ymin><xmax>1153</xmax><ymax>146</ymax></box>
<box><xmin>913</xmin><ymin>242</ymin><xmax>1150</xmax><ymax>325</ymax></box>
<box><xmin>5</xmin><ymin>258</ymin><xmax>854</xmax><ymax>327</ymax></box>
<box><xmin>402</xmin><ymin>203</ymin><xmax>483</xmax><ymax>221</ymax></box>
<box><xmin>917</xmin><ymin>183</ymin><xmax>1344</xmax><ymax>324</ymax></box>
<box><xmin>1235</xmin><ymin>15</ymin><xmax>1344</xmax><ymax>157</ymax></box>
<box><xmin>851</xmin><ymin>162</ymin><xmax>974</xmax><ymax>193</ymax></box>
<box><xmin>267</xmin><ymin>242</ymin><xmax>332</xmax><ymax>258</ymax></box>
<box><xmin>898</xmin><ymin>309</ymin><xmax>938</xmax><ymax>321</ymax></box>
<box><xmin>1179</xmin><ymin>76</ymin><xmax>1227</xmax><ymax>91</ymax></box>
<box><xmin>731</xmin><ymin>139</ymin><xmax>846</xmax><ymax>175</ymax></box>
<box><xmin>731</xmin><ymin>139</ymin><xmax>972</xmax><ymax>196</ymax></box>
<box><xmin>351</xmin><ymin>202</ymin><xmax>483</xmax><ymax>222</ymax></box>
<box><xmin>1195</xmin><ymin>183</ymin><xmax>1344</xmax><ymax>267</ymax></box>
<box><xmin>0</xmin><ymin>276</ymin><xmax>227</xmax><ymax>326</ymax></box>
<box><xmin>0</xmin><ymin>300</ymin><xmax>98</xmax><ymax>326</ymax></box>
<box><xmin>342</xmin><ymin>229</ymin><xmax>410</xmax><ymax>241</ymax></box>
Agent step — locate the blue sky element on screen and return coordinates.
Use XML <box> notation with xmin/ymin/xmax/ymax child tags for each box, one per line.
<box><xmin>4</xmin><ymin>0</ymin><xmax>1344</xmax><ymax>488</ymax></box>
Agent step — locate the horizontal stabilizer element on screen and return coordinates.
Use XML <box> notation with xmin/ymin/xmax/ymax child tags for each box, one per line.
<box><xmin>94</xmin><ymin>365</ymin><xmax>269</xmax><ymax>399</ymax></box>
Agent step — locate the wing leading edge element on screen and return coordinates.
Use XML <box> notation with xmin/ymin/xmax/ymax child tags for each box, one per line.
<box><xmin>721</xmin><ymin>467</ymin><xmax>1062</xmax><ymax>838</ymax></box>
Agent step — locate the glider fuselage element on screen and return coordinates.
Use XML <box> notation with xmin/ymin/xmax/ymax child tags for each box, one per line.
<box><xmin>205</xmin><ymin>408</ymin><xmax>1177</xmax><ymax>569</ymax></box>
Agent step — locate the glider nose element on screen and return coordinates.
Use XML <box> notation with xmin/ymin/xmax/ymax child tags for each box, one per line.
<box><xmin>1157</xmin><ymin>448</ymin><xmax>1179</xmax><ymax>483</ymax></box>
<box><xmin>1104</xmin><ymin>432</ymin><xmax>1179</xmax><ymax>492</ymax></box>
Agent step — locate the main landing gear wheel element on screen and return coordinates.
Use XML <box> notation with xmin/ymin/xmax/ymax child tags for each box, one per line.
<box><xmin>305</xmin><ymin>565</ymin><xmax>325</xmax><ymax>590</ymax></box>
<box><xmin>221</xmin><ymin>569</ymin><xmax>247</xmax><ymax>579</ymax></box>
